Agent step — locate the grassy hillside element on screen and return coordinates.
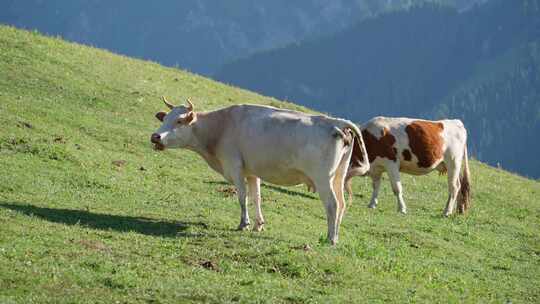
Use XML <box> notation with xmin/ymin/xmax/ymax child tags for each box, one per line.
<box><xmin>0</xmin><ymin>26</ymin><xmax>539</xmax><ymax>303</ymax></box>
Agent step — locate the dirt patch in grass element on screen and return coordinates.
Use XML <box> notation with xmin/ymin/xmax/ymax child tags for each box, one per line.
<box><xmin>217</xmin><ymin>186</ymin><xmax>237</xmax><ymax>197</ymax></box>
<box><xmin>76</xmin><ymin>239</ymin><xmax>111</xmax><ymax>252</ymax></box>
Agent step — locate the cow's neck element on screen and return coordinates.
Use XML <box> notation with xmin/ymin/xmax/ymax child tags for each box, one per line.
<box><xmin>187</xmin><ymin>110</ymin><xmax>225</xmax><ymax>174</ymax></box>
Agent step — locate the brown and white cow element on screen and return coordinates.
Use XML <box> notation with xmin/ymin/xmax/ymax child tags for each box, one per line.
<box><xmin>151</xmin><ymin>97</ymin><xmax>369</xmax><ymax>245</ymax></box>
<box><xmin>345</xmin><ymin>117</ymin><xmax>471</xmax><ymax>216</ymax></box>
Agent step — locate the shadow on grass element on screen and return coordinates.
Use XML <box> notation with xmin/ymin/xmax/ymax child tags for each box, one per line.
<box><xmin>0</xmin><ymin>202</ymin><xmax>207</xmax><ymax>238</ymax></box>
<box><xmin>205</xmin><ymin>180</ymin><xmax>317</xmax><ymax>200</ymax></box>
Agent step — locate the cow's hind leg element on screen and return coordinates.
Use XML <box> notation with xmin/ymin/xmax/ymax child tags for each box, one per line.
<box><xmin>333</xmin><ymin>147</ymin><xmax>352</xmax><ymax>228</ymax></box>
<box><xmin>385</xmin><ymin>162</ymin><xmax>407</xmax><ymax>214</ymax></box>
<box><xmin>334</xmin><ymin>183</ymin><xmax>346</xmax><ymax>230</ymax></box>
<box><xmin>443</xmin><ymin>157</ymin><xmax>462</xmax><ymax>217</ymax></box>
<box><xmin>315</xmin><ymin>178</ymin><xmax>340</xmax><ymax>245</ymax></box>
<box><xmin>247</xmin><ymin>176</ymin><xmax>264</xmax><ymax>232</ymax></box>
<box><xmin>368</xmin><ymin>170</ymin><xmax>383</xmax><ymax>209</ymax></box>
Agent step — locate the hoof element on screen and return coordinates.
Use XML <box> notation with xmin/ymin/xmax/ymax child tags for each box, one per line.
<box><xmin>399</xmin><ymin>209</ymin><xmax>407</xmax><ymax>214</ymax></box>
<box><xmin>327</xmin><ymin>235</ymin><xmax>338</xmax><ymax>246</ymax></box>
<box><xmin>237</xmin><ymin>222</ymin><xmax>251</xmax><ymax>231</ymax></box>
<box><xmin>368</xmin><ymin>204</ymin><xmax>377</xmax><ymax>209</ymax></box>
<box><xmin>254</xmin><ymin>223</ymin><xmax>265</xmax><ymax>232</ymax></box>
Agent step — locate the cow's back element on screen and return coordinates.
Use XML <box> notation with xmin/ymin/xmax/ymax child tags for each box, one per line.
<box><xmin>227</xmin><ymin>104</ymin><xmax>338</xmax><ymax>145</ymax></box>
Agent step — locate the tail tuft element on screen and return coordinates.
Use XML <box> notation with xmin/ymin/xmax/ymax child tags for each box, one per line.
<box><xmin>457</xmin><ymin>145</ymin><xmax>471</xmax><ymax>214</ymax></box>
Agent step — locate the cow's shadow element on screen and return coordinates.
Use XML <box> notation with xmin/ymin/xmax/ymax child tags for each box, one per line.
<box><xmin>205</xmin><ymin>180</ymin><xmax>317</xmax><ymax>200</ymax></box>
<box><xmin>0</xmin><ymin>202</ymin><xmax>207</xmax><ymax>238</ymax></box>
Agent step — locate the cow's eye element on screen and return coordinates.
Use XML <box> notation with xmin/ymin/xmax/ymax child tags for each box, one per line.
<box><xmin>176</xmin><ymin>112</ymin><xmax>194</xmax><ymax>125</ymax></box>
<box><xmin>177</xmin><ymin>117</ymin><xmax>187</xmax><ymax>125</ymax></box>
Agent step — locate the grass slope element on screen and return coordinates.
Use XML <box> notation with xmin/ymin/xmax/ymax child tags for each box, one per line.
<box><xmin>0</xmin><ymin>26</ymin><xmax>539</xmax><ymax>303</ymax></box>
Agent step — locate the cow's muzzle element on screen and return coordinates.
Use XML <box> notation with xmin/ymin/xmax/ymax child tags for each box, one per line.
<box><xmin>151</xmin><ymin>133</ymin><xmax>165</xmax><ymax>151</ymax></box>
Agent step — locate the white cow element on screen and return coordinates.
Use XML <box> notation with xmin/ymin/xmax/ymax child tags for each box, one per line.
<box><xmin>151</xmin><ymin>97</ymin><xmax>369</xmax><ymax>244</ymax></box>
<box><xmin>345</xmin><ymin>117</ymin><xmax>471</xmax><ymax>216</ymax></box>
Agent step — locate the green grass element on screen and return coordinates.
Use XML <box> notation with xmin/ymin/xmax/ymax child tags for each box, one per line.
<box><xmin>0</xmin><ymin>26</ymin><xmax>539</xmax><ymax>303</ymax></box>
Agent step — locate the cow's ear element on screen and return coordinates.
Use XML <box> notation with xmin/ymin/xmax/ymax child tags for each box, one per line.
<box><xmin>155</xmin><ymin>111</ymin><xmax>167</xmax><ymax>122</ymax></box>
<box><xmin>184</xmin><ymin>111</ymin><xmax>197</xmax><ymax>125</ymax></box>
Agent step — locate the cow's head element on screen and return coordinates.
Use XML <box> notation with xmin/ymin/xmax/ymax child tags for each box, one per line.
<box><xmin>151</xmin><ymin>96</ymin><xmax>197</xmax><ymax>151</ymax></box>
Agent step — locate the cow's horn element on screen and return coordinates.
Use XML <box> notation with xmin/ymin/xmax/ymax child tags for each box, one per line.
<box><xmin>186</xmin><ymin>98</ymin><xmax>194</xmax><ymax>111</ymax></box>
<box><xmin>161</xmin><ymin>96</ymin><xmax>175</xmax><ymax>110</ymax></box>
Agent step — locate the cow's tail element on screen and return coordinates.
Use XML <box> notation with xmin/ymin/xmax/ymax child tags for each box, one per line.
<box><xmin>344</xmin><ymin>174</ymin><xmax>354</xmax><ymax>203</ymax></box>
<box><xmin>333</xmin><ymin>119</ymin><xmax>361</xmax><ymax>141</ymax></box>
<box><xmin>457</xmin><ymin>144</ymin><xmax>471</xmax><ymax>214</ymax></box>
<box><xmin>334</xmin><ymin>119</ymin><xmax>370</xmax><ymax>203</ymax></box>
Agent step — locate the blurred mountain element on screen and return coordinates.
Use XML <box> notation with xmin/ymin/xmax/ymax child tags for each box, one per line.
<box><xmin>0</xmin><ymin>0</ymin><xmax>486</xmax><ymax>75</ymax></box>
<box><xmin>216</xmin><ymin>0</ymin><xmax>540</xmax><ymax>178</ymax></box>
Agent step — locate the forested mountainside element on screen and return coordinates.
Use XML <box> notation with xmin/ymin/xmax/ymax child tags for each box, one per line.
<box><xmin>0</xmin><ymin>0</ymin><xmax>486</xmax><ymax>75</ymax></box>
<box><xmin>432</xmin><ymin>42</ymin><xmax>540</xmax><ymax>178</ymax></box>
<box><xmin>216</xmin><ymin>0</ymin><xmax>540</xmax><ymax>178</ymax></box>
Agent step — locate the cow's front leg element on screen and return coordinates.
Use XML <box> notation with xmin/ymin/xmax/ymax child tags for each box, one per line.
<box><xmin>247</xmin><ymin>176</ymin><xmax>264</xmax><ymax>232</ymax></box>
<box><xmin>227</xmin><ymin>166</ymin><xmax>250</xmax><ymax>231</ymax></box>
<box><xmin>235</xmin><ymin>181</ymin><xmax>250</xmax><ymax>230</ymax></box>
